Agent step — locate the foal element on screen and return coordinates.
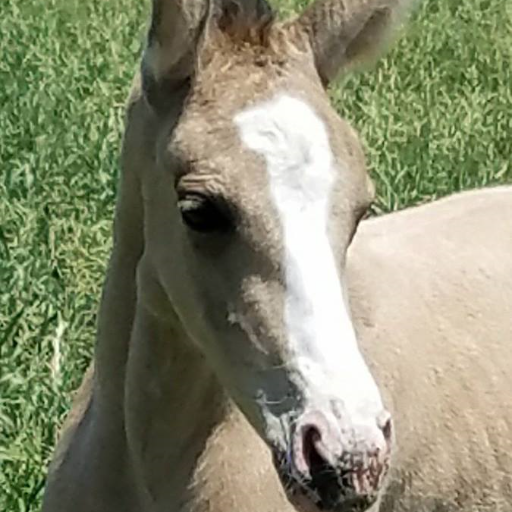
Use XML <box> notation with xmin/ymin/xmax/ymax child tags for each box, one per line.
<box><xmin>42</xmin><ymin>0</ymin><xmax>416</xmax><ymax>511</ymax></box>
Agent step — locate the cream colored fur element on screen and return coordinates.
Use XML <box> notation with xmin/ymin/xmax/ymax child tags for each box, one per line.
<box><xmin>41</xmin><ymin>0</ymin><xmax>512</xmax><ymax>510</ymax></box>
<box><xmin>42</xmin><ymin>182</ymin><xmax>512</xmax><ymax>512</ymax></box>
<box><xmin>348</xmin><ymin>187</ymin><xmax>512</xmax><ymax>511</ymax></box>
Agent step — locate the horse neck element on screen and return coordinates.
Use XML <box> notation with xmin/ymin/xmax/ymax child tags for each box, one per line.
<box><xmin>122</xmin><ymin>262</ymin><xmax>289</xmax><ymax>510</ymax></box>
<box><xmin>122</xmin><ymin>260</ymin><xmax>230</xmax><ymax>504</ymax></box>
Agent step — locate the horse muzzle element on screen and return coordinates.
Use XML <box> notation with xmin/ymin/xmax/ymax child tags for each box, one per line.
<box><xmin>272</xmin><ymin>409</ymin><xmax>392</xmax><ymax>512</ymax></box>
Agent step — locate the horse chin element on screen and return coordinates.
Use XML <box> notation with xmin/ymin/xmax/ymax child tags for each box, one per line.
<box><xmin>271</xmin><ymin>445</ymin><xmax>381</xmax><ymax>512</ymax></box>
<box><xmin>282</xmin><ymin>484</ymin><xmax>379</xmax><ymax>512</ymax></box>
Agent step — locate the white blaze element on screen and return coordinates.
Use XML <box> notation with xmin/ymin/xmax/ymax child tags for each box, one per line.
<box><xmin>234</xmin><ymin>94</ymin><xmax>382</xmax><ymax>422</ymax></box>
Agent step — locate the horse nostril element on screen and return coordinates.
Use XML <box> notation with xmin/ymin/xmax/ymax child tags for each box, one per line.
<box><xmin>301</xmin><ymin>426</ymin><xmax>341</xmax><ymax>509</ymax></box>
<box><xmin>302</xmin><ymin>425</ymin><xmax>323</xmax><ymax>474</ymax></box>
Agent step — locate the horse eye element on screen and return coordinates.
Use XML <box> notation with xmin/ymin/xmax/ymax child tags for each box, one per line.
<box><xmin>178</xmin><ymin>193</ymin><xmax>232</xmax><ymax>233</ymax></box>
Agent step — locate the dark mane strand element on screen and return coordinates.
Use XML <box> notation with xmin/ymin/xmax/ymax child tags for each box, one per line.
<box><xmin>214</xmin><ymin>0</ymin><xmax>276</xmax><ymax>46</ymax></box>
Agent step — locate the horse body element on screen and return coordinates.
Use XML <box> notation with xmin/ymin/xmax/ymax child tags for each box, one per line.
<box><xmin>349</xmin><ymin>186</ymin><xmax>512</xmax><ymax>511</ymax></box>
<box><xmin>43</xmin><ymin>183</ymin><xmax>512</xmax><ymax>512</ymax></box>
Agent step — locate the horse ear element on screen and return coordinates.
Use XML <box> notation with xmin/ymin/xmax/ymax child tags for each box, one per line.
<box><xmin>142</xmin><ymin>0</ymin><xmax>273</xmax><ymax>109</ymax></box>
<box><xmin>294</xmin><ymin>0</ymin><xmax>417</xmax><ymax>86</ymax></box>
<box><xmin>142</xmin><ymin>0</ymin><xmax>210</xmax><ymax>109</ymax></box>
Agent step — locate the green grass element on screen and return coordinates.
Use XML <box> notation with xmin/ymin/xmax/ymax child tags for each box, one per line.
<box><xmin>0</xmin><ymin>0</ymin><xmax>510</xmax><ymax>510</ymax></box>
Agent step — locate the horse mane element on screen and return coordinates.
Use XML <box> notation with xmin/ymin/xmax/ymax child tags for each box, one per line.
<box><xmin>212</xmin><ymin>0</ymin><xmax>276</xmax><ymax>47</ymax></box>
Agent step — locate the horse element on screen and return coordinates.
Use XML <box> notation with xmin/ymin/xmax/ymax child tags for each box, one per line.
<box><xmin>41</xmin><ymin>0</ymin><xmax>512</xmax><ymax>510</ymax></box>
